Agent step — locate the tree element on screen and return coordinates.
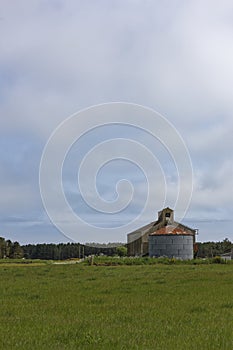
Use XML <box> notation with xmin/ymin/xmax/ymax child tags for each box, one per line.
<box><xmin>116</xmin><ymin>246</ymin><xmax>127</xmax><ymax>257</ymax></box>
<box><xmin>10</xmin><ymin>241</ymin><xmax>24</xmax><ymax>259</ymax></box>
<box><xmin>0</xmin><ymin>237</ymin><xmax>6</xmax><ymax>258</ymax></box>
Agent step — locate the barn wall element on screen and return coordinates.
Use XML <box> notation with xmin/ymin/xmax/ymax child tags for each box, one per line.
<box><xmin>127</xmin><ymin>234</ymin><xmax>149</xmax><ymax>256</ymax></box>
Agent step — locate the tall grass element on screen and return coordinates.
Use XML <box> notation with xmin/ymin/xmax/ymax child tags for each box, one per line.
<box><xmin>84</xmin><ymin>255</ymin><xmax>232</xmax><ymax>266</ymax></box>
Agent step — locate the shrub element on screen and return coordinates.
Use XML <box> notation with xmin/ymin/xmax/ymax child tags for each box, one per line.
<box><xmin>211</xmin><ymin>256</ymin><xmax>226</xmax><ymax>264</ymax></box>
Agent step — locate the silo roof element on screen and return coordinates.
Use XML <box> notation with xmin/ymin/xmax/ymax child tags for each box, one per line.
<box><xmin>149</xmin><ymin>225</ymin><xmax>193</xmax><ymax>236</ymax></box>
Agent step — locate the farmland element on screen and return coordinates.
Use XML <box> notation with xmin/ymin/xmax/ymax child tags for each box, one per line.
<box><xmin>0</xmin><ymin>263</ymin><xmax>233</xmax><ymax>349</ymax></box>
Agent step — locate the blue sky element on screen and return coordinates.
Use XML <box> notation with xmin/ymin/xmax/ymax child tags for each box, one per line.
<box><xmin>0</xmin><ymin>0</ymin><xmax>233</xmax><ymax>244</ymax></box>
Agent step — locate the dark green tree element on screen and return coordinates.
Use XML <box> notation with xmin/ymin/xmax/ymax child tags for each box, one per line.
<box><xmin>116</xmin><ymin>246</ymin><xmax>127</xmax><ymax>257</ymax></box>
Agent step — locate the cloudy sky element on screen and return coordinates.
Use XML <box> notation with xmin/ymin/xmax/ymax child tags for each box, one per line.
<box><xmin>0</xmin><ymin>0</ymin><xmax>233</xmax><ymax>244</ymax></box>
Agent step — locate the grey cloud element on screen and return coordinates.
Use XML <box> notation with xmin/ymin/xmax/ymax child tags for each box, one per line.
<box><xmin>0</xmin><ymin>0</ymin><xmax>233</xmax><ymax>242</ymax></box>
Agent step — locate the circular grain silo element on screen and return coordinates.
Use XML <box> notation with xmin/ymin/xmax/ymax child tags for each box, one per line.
<box><xmin>148</xmin><ymin>226</ymin><xmax>194</xmax><ymax>260</ymax></box>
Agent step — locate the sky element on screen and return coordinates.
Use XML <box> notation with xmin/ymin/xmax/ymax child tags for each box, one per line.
<box><xmin>0</xmin><ymin>0</ymin><xmax>233</xmax><ymax>244</ymax></box>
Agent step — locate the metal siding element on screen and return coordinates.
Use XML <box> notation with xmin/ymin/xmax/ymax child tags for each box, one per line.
<box><xmin>149</xmin><ymin>235</ymin><xmax>193</xmax><ymax>260</ymax></box>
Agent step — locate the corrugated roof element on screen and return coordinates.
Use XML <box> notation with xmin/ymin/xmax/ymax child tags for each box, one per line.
<box><xmin>150</xmin><ymin>225</ymin><xmax>193</xmax><ymax>236</ymax></box>
<box><xmin>127</xmin><ymin>221</ymin><xmax>157</xmax><ymax>241</ymax></box>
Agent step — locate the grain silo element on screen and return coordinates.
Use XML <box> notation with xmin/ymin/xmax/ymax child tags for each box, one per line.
<box><xmin>148</xmin><ymin>226</ymin><xmax>194</xmax><ymax>260</ymax></box>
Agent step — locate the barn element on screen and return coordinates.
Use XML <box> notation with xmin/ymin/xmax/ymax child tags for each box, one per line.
<box><xmin>127</xmin><ymin>207</ymin><xmax>197</xmax><ymax>259</ymax></box>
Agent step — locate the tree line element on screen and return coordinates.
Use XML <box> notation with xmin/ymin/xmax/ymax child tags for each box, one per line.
<box><xmin>0</xmin><ymin>236</ymin><xmax>232</xmax><ymax>260</ymax></box>
<box><xmin>196</xmin><ymin>238</ymin><xmax>232</xmax><ymax>258</ymax></box>
<box><xmin>0</xmin><ymin>237</ymin><xmax>24</xmax><ymax>258</ymax></box>
<box><xmin>0</xmin><ymin>237</ymin><xmax>126</xmax><ymax>260</ymax></box>
<box><xmin>22</xmin><ymin>242</ymin><xmax>125</xmax><ymax>260</ymax></box>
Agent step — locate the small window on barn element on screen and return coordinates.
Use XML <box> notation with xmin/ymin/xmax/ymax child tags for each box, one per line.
<box><xmin>165</xmin><ymin>213</ymin><xmax>171</xmax><ymax>218</ymax></box>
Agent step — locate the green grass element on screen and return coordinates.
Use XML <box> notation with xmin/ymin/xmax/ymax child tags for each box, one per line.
<box><xmin>84</xmin><ymin>255</ymin><xmax>232</xmax><ymax>265</ymax></box>
<box><xmin>0</xmin><ymin>264</ymin><xmax>233</xmax><ymax>349</ymax></box>
<box><xmin>0</xmin><ymin>258</ymin><xmax>52</xmax><ymax>265</ymax></box>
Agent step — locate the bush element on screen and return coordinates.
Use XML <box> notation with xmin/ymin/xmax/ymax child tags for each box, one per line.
<box><xmin>82</xmin><ymin>255</ymin><xmax>232</xmax><ymax>266</ymax></box>
<box><xmin>211</xmin><ymin>256</ymin><xmax>226</xmax><ymax>264</ymax></box>
<box><xmin>116</xmin><ymin>246</ymin><xmax>127</xmax><ymax>257</ymax></box>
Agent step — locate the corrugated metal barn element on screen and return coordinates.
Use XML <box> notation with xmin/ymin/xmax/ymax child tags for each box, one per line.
<box><xmin>127</xmin><ymin>207</ymin><xmax>197</xmax><ymax>259</ymax></box>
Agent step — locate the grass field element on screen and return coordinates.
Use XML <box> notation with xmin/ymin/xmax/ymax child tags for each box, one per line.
<box><xmin>0</xmin><ymin>263</ymin><xmax>233</xmax><ymax>350</ymax></box>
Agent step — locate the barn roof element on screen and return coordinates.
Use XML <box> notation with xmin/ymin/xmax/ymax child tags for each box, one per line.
<box><xmin>127</xmin><ymin>207</ymin><xmax>196</xmax><ymax>240</ymax></box>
